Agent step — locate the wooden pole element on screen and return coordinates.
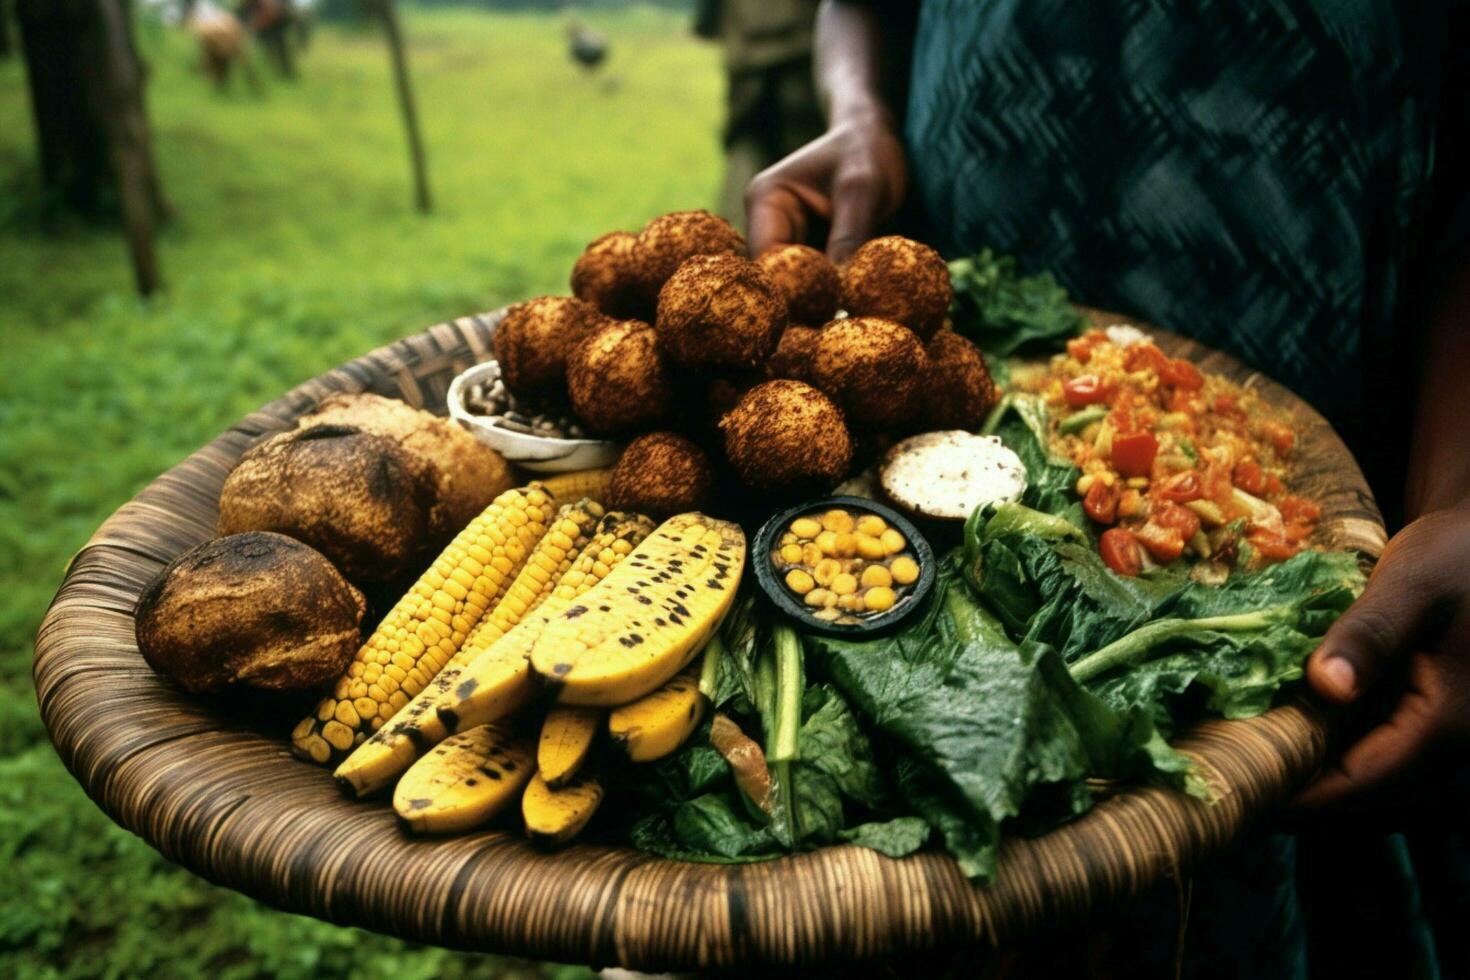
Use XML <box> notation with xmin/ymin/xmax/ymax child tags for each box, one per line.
<box><xmin>374</xmin><ymin>0</ymin><xmax>430</xmax><ymax>213</ymax></box>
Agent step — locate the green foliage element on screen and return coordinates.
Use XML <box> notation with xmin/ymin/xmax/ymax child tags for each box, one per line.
<box><xmin>947</xmin><ymin>248</ymin><xmax>1084</xmax><ymax>358</ymax></box>
<box><xmin>0</xmin><ymin>6</ymin><xmax>719</xmax><ymax>975</ymax></box>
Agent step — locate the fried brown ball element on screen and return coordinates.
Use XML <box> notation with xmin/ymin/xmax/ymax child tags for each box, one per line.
<box><xmin>809</xmin><ymin>316</ymin><xmax>929</xmax><ymax>427</ymax></box>
<box><xmin>655</xmin><ymin>254</ymin><xmax>787</xmax><ymax>370</ymax></box>
<box><xmin>765</xmin><ymin>325</ymin><xmax>821</xmax><ymax>383</ymax></box>
<box><xmin>571</xmin><ymin>231</ymin><xmax>650</xmax><ymax>320</ymax></box>
<box><xmin>635</xmin><ymin>209</ymin><xmax>746</xmax><ymax>302</ymax></box>
<box><xmin>492</xmin><ymin>296</ymin><xmax>606</xmax><ymax>400</ymax></box>
<box><xmin>720</xmin><ymin>380</ymin><xmax>853</xmax><ymax>492</ymax></box>
<box><xmin>921</xmin><ymin>329</ymin><xmax>999</xmax><ymax>429</ymax></box>
<box><xmin>756</xmin><ymin>244</ymin><xmax>840</xmax><ymax>325</ymax></box>
<box><xmin>566</xmin><ymin>319</ymin><xmax>672</xmax><ymax>435</ymax></box>
<box><xmin>607</xmin><ymin>432</ymin><xmax>714</xmax><ymax>517</ymax></box>
<box><xmin>840</xmin><ymin>236</ymin><xmax>952</xmax><ymax>339</ymax></box>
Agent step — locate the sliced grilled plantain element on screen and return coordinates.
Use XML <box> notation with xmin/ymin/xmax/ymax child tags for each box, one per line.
<box><xmin>393</xmin><ymin>723</ymin><xmax>535</xmax><ymax>834</ymax></box>
<box><xmin>607</xmin><ymin>666</ymin><xmax>706</xmax><ymax>762</ymax></box>
<box><xmin>530</xmin><ymin>514</ymin><xmax>745</xmax><ymax>706</ymax></box>
<box><xmin>537</xmin><ymin>705</ymin><xmax>602</xmax><ymax>788</ymax></box>
<box><xmin>521</xmin><ymin>771</ymin><xmax>603</xmax><ymax>847</ymax></box>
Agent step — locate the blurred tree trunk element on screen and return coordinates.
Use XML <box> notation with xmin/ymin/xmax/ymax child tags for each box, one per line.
<box><xmin>15</xmin><ymin>0</ymin><xmax>166</xmax><ymax>294</ymax></box>
<box><xmin>1</xmin><ymin>0</ymin><xmax>13</xmax><ymax>59</ymax></box>
<box><xmin>368</xmin><ymin>0</ymin><xmax>431</xmax><ymax>213</ymax></box>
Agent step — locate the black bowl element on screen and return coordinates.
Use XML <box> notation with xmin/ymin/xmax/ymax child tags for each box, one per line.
<box><xmin>752</xmin><ymin>495</ymin><xmax>937</xmax><ymax>638</ymax></box>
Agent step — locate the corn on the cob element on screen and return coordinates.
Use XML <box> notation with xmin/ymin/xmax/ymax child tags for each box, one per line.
<box><xmin>290</xmin><ymin>484</ymin><xmax>555</xmax><ymax>765</ymax></box>
<box><xmin>458</xmin><ymin>499</ymin><xmax>604</xmax><ymax>656</ymax></box>
<box><xmin>393</xmin><ymin>723</ymin><xmax>535</xmax><ymax>834</ymax></box>
<box><xmin>607</xmin><ymin>666</ymin><xmax>706</xmax><ymax>762</ymax></box>
<box><xmin>537</xmin><ymin>706</ymin><xmax>601</xmax><ymax>788</ymax></box>
<box><xmin>522</xmin><ymin>771</ymin><xmax>603</xmax><ymax>847</ymax></box>
<box><xmin>433</xmin><ymin>513</ymin><xmax>657</xmax><ymax>736</ymax></box>
<box><xmin>530</xmin><ymin>514</ymin><xmax>745</xmax><ymax>707</ymax></box>
<box><xmin>540</xmin><ymin>467</ymin><xmax>613</xmax><ymax>505</ymax></box>
<box><xmin>333</xmin><ymin>512</ymin><xmax>655</xmax><ymax>796</ymax></box>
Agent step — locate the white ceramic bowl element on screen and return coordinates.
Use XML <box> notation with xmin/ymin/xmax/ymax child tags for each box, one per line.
<box><xmin>446</xmin><ymin>361</ymin><xmax>620</xmax><ymax>473</ymax></box>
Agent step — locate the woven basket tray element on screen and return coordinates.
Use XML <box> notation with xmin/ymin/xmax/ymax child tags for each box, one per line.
<box><xmin>34</xmin><ymin>308</ymin><xmax>1386</xmax><ymax>970</ymax></box>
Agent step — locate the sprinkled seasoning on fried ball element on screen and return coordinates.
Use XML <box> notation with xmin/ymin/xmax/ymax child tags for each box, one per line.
<box><xmin>809</xmin><ymin>316</ymin><xmax>929</xmax><ymax>427</ymax></box>
<box><xmin>492</xmin><ymin>296</ymin><xmax>606</xmax><ymax>399</ymax></box>
<box><xmin>570</xmin><ymin>231</ymin><xmax>649</xmax><ymax>321</ymax></box>
<box><xmin>655</xmin><ymin>253</ymin><xmax>787</xmax><ymax>370</ymax></box>
<box><xmin>921</xmin><ymin>328</ymin><xmax>999</xmax><ymax>429</ymax></box>
<box><xmin>635</xmin><ymin>209</ymin><xmax>746</xmax><ymax>302</ymax></box>
<box><xmin>607</xmin><ymin>431</ymin><xmax>714</xmax><ymax>517</ymax></box>
<box><xmin>840</xmin><ymin>236</ymin><xmax>953</xmax><ymax>340</ymax></box>
<box><xmin>765</xmin><ymin>324</ymin><xmax>821</xmax><ymax>382</ymax></box>
<box><xmin>755</xmin><ymin>244</ymin><xmax>841</xmax><ymax>325</ymax></box>
<box><xmin>720</xmin><ymin>380</ymin><xmax>853</xmax><ymax>492</ymax></box>
<box><xmin>566</xmin><ymin>319</ymin><xmax>672</xmax><ymax>435</ymax></box>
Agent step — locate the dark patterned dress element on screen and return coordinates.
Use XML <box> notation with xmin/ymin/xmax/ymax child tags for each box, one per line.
<box><xmin>885</xmin><ymin>1</ymin><xmax>1470</xmax><ymax>976</ymax></box>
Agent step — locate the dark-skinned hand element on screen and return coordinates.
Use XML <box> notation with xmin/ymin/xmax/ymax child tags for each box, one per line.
<box><xmin>745</xmin><ymin>109</ymin><xmax>907</xmax><ymax>263</ymax></box>
<box><xmin>1293</xmin><ymin>504</ymin><xmax>1470</xmax><ymax>816</ymax></box>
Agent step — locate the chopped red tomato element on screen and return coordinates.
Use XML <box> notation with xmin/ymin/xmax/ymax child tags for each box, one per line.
<box><xmin>1213</xmin><ymin>394</ymin><xmax>1246</xmax><ymax>420</ymax></box>
<box><xmin>1111</xmin><ymin>431</ymin><xmax>1159</xmax><ymax>478</ymax></box>
<box><xmin>1083</xmin><ymin>479</ymin><xmax>1120</xmax><ymax>524</ymax></box>
<box><xmin>1166</xmin><ymin>388</ymin><xmax>1201</xmax><ymax>414</ymax></box>
<box><xmin>1278</xmin><ymin>495</ymin><xmax>1321</xmax><ymax>524</ymax></box>
<box><xmin>1247</xmin><ymin>527</ymin><xmax>1300</xmax><ymax>562</ymax></box>
<box><xmin>1259</xmin><ymin>420</ymin><xmax>1295</xmax><ymax>456</ymax></box>
<box><xmin>1152</xmin><ymin>501</ymin><xmax>1202</xmax><ymax>542</ymax></box>
<box><xmin>1067</xmin><ymin>335</ymin><xmax>1097</xmax><ymax>363</ymax></box>
<box><xmin>1100</xmin><ymin>528</ymin><xmax>1143</xmax><ymax>576</ymax></box>
<box><xmin>1265</xmin><ymin>473</ymin><xmax>1285</xmax><ymax>496</ymax></box>
<box><xmin>1155</xmin><ymin>470</ymin><xmax>1203</xmax><ymax>504</ymax></box>
<box><xmin>1124</xmin><ymin>342</ymin><xmax>1171</xmax><ymax>374</ymax></box>
<box><xmin>1161</xmin><ymin>358</ymin><xmax>1204</xmax><ymax>390</ymax></box>
<box><xmin>1063</xmin><ymin>374</ymin><xmax>1112</xmax><ymax>407</ymax></box>
<box><xmin>1135</xmin><ymin>521</ymin><xmax>1185</xmax><ymax>563</ymax></box>
<box><xmin>1232</xmin><ymin>459</ymin><xmax>1267</xmax><ymax>496</ymax></box>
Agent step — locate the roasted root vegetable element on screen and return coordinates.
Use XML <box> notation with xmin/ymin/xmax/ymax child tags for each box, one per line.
<box><xmin>334</xmin><ymin>511</ymin><xmax>653</xmax><ymax>796</ymax></box>
<box><xmin>393</xmin><ymin>723</ymin><xmax>535</xmax><ymax>834</ymax></box>
<box><xmin>607</xmin><ymin>666</ymin><xmax>706</xmax><ymax>762</ymax></box>
<box><xmin>521</xmin><ymin>772</ymin><xmax>604</xmax><ymax>847</ymax></box>
<box><xmin>537</xmin><ymin>706</ymin><xmax>602</xmax><ymax>788</ymax></box>
<box><xmin>291</xmin><ymin>484</ymin><xmax>556</xmax><ymax>765</ymax></box>
<box><xmin>530</xmin><ymin>514</ymin><xmax>745</xmax><ymax>706</ymax></box>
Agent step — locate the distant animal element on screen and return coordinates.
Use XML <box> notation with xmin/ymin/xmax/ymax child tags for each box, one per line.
<box><xmin>189</xmin><ymin>6</ymin><xmax>247</xmax><ymax>89</ymax></box>
<box><xmin>567</xmin><ymin>21</ymin><xmax>608</xmax><ymax>72</ymax></box>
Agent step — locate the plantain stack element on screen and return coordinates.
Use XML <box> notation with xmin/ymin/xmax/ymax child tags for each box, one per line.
<box><xmin>334</xmin><ymin>511</ymin><xmax>654</xmax><ymax>796</ymax></box>
<box><xmin>292</xmin><ymin>484</ymin><xmax>556</xmax><ymax>765</ymax></box>
<box><xmin>312</xmin><ymin>511</ymin><xmax>744</xmax><ymax>849</ymax></box>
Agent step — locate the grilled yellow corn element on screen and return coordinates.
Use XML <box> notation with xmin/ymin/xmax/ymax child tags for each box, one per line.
<box><xmin>290</xmin><ymin>484</ymin><xmax>554</xmax><ymax>765</ymax></box>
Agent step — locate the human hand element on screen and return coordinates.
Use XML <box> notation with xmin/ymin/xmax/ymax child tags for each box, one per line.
<box><xmin>1292</xmin><ymin>505</ymin><xmax>1470</xmax><ymax>814</ymax></box>
<box><xmin>745</xmin><ymin>109</ymin><xmax>908</xmax><ymax>263</ymax></box>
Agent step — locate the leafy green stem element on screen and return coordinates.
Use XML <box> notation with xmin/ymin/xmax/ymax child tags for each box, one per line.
<box><xmin>1068</xmin><ymin>604</ymin><xmax>1299</xmax><ymax>683</ymax></box>
<box><xmin>768</xmin><ymin>623</ymin><xmax>804</xmax><ymax>763</ymax></box>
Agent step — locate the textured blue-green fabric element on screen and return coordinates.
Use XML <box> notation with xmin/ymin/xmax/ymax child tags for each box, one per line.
<box><xmin>893</xmin><ymin>2</ymin><xmax>1469</xmax><ymax>977</ymax></box>
<box><xmin>902</xmin><ymin>0</ymin><xmax>1461</xmax><ymax>519</ymax></box>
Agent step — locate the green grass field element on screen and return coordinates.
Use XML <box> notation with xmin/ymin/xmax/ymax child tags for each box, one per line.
<box><xmin>0</xmin><ymin>8</ymin><xmax>722</xmax><ymax>975</ymax></box>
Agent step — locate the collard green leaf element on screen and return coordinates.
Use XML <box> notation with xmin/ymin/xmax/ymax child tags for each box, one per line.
<box><xmin>839</xmin><ymin>816</ymin><xmax>932</xmax><ymax>858</ymax></box>
<box><xmin>948</xmin><ymin>249</ymin><xmax>1084</xmax><ymax>357</ymax></box>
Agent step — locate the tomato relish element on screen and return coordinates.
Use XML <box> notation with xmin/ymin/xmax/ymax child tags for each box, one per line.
<box><xmin>1015</xmin><ymin>326</ymin><xmax>1321</xmax><ymax>576</ymax></box>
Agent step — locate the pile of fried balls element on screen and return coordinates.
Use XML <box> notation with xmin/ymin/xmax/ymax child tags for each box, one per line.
<box><xmin>487</xmin><ymin>210</ymin><xmax>998</xmax><ymax>514</ymax></box>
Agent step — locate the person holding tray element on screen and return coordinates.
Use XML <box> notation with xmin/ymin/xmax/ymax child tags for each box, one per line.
<box><xmin>746</xmin><ymin>2</ymin><xmax>1470</xmax><ymax>976</ymax></box>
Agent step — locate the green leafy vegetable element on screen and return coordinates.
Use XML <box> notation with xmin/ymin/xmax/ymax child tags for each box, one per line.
<box><xmin>839</xmin><ymin>817</ymin><xmax>932</xmax><ymax>858</ymax></box>
<box><xmin>980</xmin><ymin>395</ymin><xmax>1083</xmax><ymax>521</ymax></box>
<box><xmin>948</xmin><ymin>249</ymin><xmax>1085</xmax><ymax>357</ymax></box>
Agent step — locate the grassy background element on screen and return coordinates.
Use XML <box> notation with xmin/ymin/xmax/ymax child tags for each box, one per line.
<box><xmin>0</xmin><ymin>8</ymin><xmax>722</xmax><ymax>976</ymax></box>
